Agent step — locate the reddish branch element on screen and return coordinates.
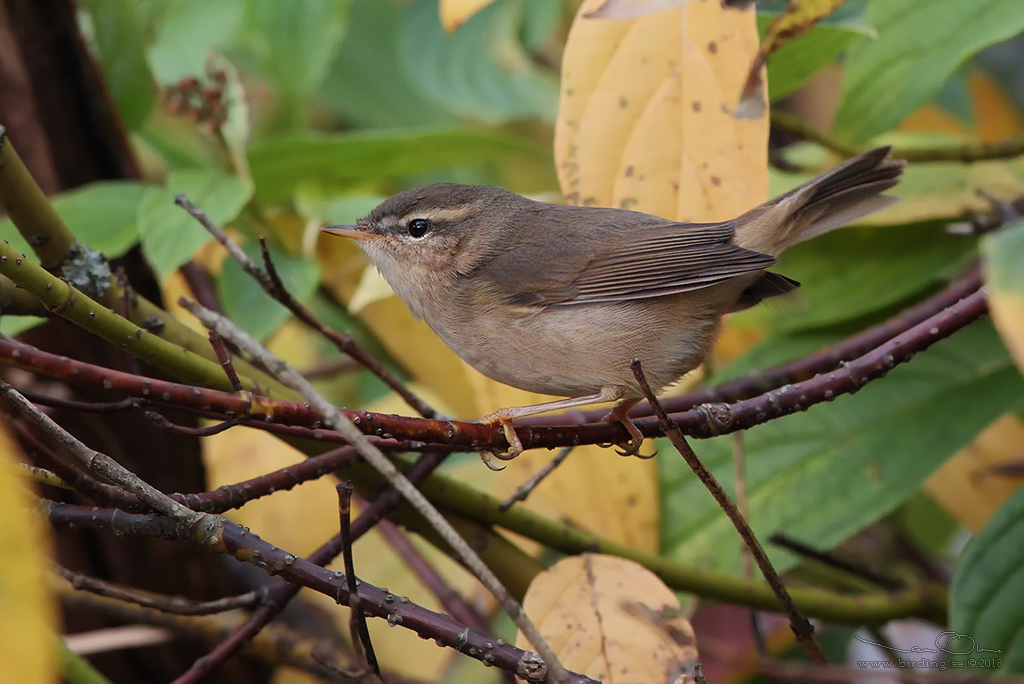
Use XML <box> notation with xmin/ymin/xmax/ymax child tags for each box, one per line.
<box><xmin>48</xmin><ymin>496</ymin><xmax>598</xmax><ymax>684</ymax></box>
<box><xmin>633</xmin><ymin>359</ymin><xmax>826</xmax><ymax>666</ymax></box>
<box><xmin>167</xmin><ymin>450</ymin><xmax>593</xmax><ymax>684</ymax></box>
<box><xmin>0</xmin><ymin>281</ymin><xmax>990</xmax><ymax>453</ymax></box>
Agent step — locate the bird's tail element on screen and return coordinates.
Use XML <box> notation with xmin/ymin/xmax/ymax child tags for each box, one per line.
<box><xmin>733</xmin><ymin>147</ymin><xmax>905</xmax><ymax>256</ymax></box>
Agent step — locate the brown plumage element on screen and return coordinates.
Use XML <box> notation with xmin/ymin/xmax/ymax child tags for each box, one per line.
<box><xmin>323</xmin><ymin>147</ymin><xmax>904</xmax><ymax>455</ymax></box>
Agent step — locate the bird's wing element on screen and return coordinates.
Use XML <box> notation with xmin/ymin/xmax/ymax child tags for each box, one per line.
<box><xmin>484</xmin><ymin>221</ymin><xmax>778</xmax><ymax>307</ymax></box>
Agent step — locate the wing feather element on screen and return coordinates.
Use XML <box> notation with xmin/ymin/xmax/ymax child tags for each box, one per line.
<box><xmin>484</xmin><ymin>220</ymin><xmax>777</xmax><ymax>307</ymax></box>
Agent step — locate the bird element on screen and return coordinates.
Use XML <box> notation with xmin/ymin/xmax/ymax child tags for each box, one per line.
<box><xmin>322</xmin><ymin>147</ymin><xmax>904</xmax><ymax>457</ymax></box>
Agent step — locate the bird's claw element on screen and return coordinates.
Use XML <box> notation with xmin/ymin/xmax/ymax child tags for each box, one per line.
<box><xmin>612</xmin><ymin>417</ymin><xmax>656</xmax><ymax>458</ymax></box>
<box><xmin>480</xmin><ymin>451</ymin><xmax>509</xmax><ymax>471</ymax></box>
<box><xmin>479</xmin><ymin>414</ymin><xmax>524</xmax><ymax>461</ymax></box>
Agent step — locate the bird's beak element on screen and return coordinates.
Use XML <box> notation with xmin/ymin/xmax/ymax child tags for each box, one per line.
<box><xmin>321</xmin><ymin>225</ymin><xmax>381</xmax><ymax>242</ymax></box>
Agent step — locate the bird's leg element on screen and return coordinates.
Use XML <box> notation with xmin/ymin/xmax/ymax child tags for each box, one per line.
<box><xmin>601</xmin><ymin>398</ymin><xmax>653</xmax><ymax>458</ymax></box>
<box><xmin>479</xmin><ymin>387</ymin><xmax>625</xmax><ymax>459</ymax></box>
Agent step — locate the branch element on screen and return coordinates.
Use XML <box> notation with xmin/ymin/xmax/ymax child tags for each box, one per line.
<box><xmin>0</xmin><ymin>281</ymin><xmax>988</xmax><ymax>453</ymax></box>
<box><xmin>58</xmin><ymin>586</ymin><xmax>355</xmax><ymax>679</ymax></box>
<box><xmin>174</xmin><ymin>194</ymin><xmax>438</xmax><ymax>419</ymax></box>
<box><xmin>47</xmin><ymin>498</ymin><xmax>599</xmax><ymax>684</ymax></box>
<box><xmin>632</xmin><ymin>359</ymin><xmax>826</xmax><ymax>665</ymax></box>
<box><xmin>2</xmin><ymin>382</ymin><xmax>220</xmax><ymax>537</ymax></box>
<box><xmin>0</xmin><ymin>239</ymin><xmax>272</xmax><ymax>396</ymax></box>
<box><xmin>771</xmin><ymin>110</ymin><xmax>1024</xmax><ymax>163</ymax></box>
<box><xmin>55</xmin><ymin>565</ymin><xmax>261</xmax><ymax>616</ymax></box>
<box><xmin>178</xmin><ymin>298</ymin><xmax>573</xmax><ymax>684</ymax></box>
<box><xmin>0</xmin><ymin>128</ymin><xmax>294</xmax><ymax>398</ymax></box>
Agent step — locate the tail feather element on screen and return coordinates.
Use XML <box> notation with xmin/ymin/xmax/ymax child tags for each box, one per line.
<box><xmin>733</xmin><ymin>147</ymin><xmax>905</xmax><ymax>255</ymax></box>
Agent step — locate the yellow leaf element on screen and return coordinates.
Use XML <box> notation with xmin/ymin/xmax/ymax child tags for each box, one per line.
<box><xmin>988</xmin><ymin>288</ymin><xmax>1024</xmax><ymax>379</ymax></box>
<box><xmin>439</xmin><ymin>0</ymin><xmax>498</xmax><ymax>32</ymax></box>
<box><xmin>518</xmin><ymin>554</ymin><xmax>699</xmax><ymax>683</ymax></box>
<box><xmin>348</xmin><ymin>266</ymin><xmax>395</xmax><ymax>314</ymax></box>
<box><xmin>585</xmin><ymin>0</ymin><xmax>696</xmax><ymax>20</ymax></box>
<box><xmin>900</xmin><ymin>73</ymin><xmax>1024</xmax><ymax>143</ymax></box>
<box><xmin>205</xmin><ymin>427</ymin><xmax>475</xmax><ymax>681</ymax></box>
<box><xmin>556</xmin><ymin>0</ymin><xmax>768</xmax><ymax>221</ymax></box>
<box><xmin>924</xmin><ymin>415</ymin><xmax>1024</xmax><ymax>532</ymax></box>
<box><xmin>0</xmin><ymin>422</ymin><xmax>57</xmax><ymax>683</ymax></box>
<box><xmin>491</xmin><ymin>445</ymin><xmax>661</xmax><ymax>553</ymax></box>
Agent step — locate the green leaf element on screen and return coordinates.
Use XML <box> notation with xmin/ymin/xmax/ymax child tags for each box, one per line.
<box><xmin>834</xmin><ymin>0</ymin><xmax>1024</xmax><ymax>143</ymax></box>
<box><xmin>320</xmin><ymin>194</ymin><xmax>387</xmax><ymax>225</ymax></box>
<box><xmin>138</xmin><ymin>170</ymin><xmax>253</xmax><ymax>281</ymax></box>
<box><xmin>217</xmin><ymin>243</ymin><xmax>320</xmax><ymax>342</ymax></box>
<box><xmin>397</xmin><ymin>0</ymin><xmax>559</xmax><ymax>124</ymax></box>
<box><xmin>770</xmin><ymin>222</ymin><xmax>972</xmax><ymax>332</ymax></box>
<box><xmin>0</xmin><ymin>317</ymin><xmax>46</xmax><ymax>337</ymax></box>
<box><xmin>950</xmin><ymin>484</ymin><xmax>1024</xmax><ymax>672</ymax></box>
<box><xmin>758</xmin><ymin>0</ymin><xmax>875</xmax><ymax>102</ymax></box>
<box><xmin>53</xmin><ymin>181</ymin><xmax>149</xmax><ymax>257</ymax></box>
<box><xmin>0</xmin><ymin>181</ymin><xmax>149</xmax><ymax>259</ymax></box>
<box><xmin>321</xmin><ymin>0</ymin><xmax>455</xmax><ymax>129</ymax></box>
<box><xmin>242</xmin><ymin>0</ymin><xmax>347</xmax><ymax>108</ymax></box>
<box><xmin>247</xmin><ymin>129</ymin><xmax>548</xmax><ymax>205</ymax></box>
<box><xmin>80</xmin><ymin>0</ymin><xmax>155</xmax><ymax>129</ymax></box>
<box><xmin>661</xmin><ymin>320</ymin><xmax>1024</xmax><ymax>575</ymax></box>
<box><xmin>147</xmin><ymin>0</ymin><xmax>245</xmax><ymax>82</ymax></box>
<box><xmin>983</xmin><ymin>220</ymin><xmax>1024</xmax><ymax>376</ymax></box>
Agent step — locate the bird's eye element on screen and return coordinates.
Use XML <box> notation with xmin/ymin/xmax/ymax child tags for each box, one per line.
<box><xmin>407</xmin><ymin>218</ymin><xmax>431</xmax><ymax>239</ymax></box>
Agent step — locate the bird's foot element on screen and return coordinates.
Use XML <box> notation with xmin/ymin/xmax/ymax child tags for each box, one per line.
<box><xmin>602</xmin><ymin>399</ymin><xmax>656</xmax><ymax>459</ymax></box>
<box><xmin>479</xmin><ymin>412</ymin><xmax>524</xmax><ymax>462</ymax></box>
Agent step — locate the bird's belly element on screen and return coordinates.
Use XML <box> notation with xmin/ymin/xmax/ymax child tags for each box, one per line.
<box><xmin>432</xmin><ymin>291</ymin><xmax>730</xmax><ymax>398</ymax></box>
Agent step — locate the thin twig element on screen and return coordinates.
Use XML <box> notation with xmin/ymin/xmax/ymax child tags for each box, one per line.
<box><xmin>60</xmin><ymin>587</ymin><xmax>356</xmax><ymax>679</ymax></box>
<box><xmin>768</xmin><ymin>535</ymin><xmax>904</xmax><ymax>591</ymax></box>
<box><xmin>300</xmin><ymin>357</ymin><xmax>361</xmax><ymax>380</ymax></box>
<box><xmin>500</xmin><ymin>446</ymin><xmax>576</xmax><ymax>512</ymax></box>
<box><xmin>144</xmin><ymin>411</ymin><xmax>242</xmax><ymax>437</ymax></box>
<box><xmin>336</xmin><ymin>482</ymin><xmax>380</xmax><ymax>678</ymax></box>
<box><xmin>178</xmin><ymin>297</ymin><xmax>569</xmax><ymax>684</ymax></box>
<box><xmin>207</xmin><ymin>331</ymin><xmax>243</xmax><ymax>392</ymax></box>
<box><xmin>771</xmin><ymin>110</ymin><xmax>1024</xmax><ymax>163</ymax></box>
<box><xmin>0</xmin><ymin>381</ymin><xmax>219</xmax><ymax>534</ymax></box>
<box><xmin>732</xmin><ymin>433</ymin><xmax>753</xmax><ymax>582</ymax></box>
<box><xmin>14</xmin><ymin>389</ymin><xmax>137</xmax><ymax>413</ymax></box>
<box><xmin>631</xmin><ymin>359</ymin><xmax>827</xmax><ymax>666</ymax></box>
<box><xmin>172</xmin><ymin>194</ymin><xmax>437</xmax><ymax>419</ymax></box>
<box><xmin>375</xmin><ymin>515</ymin><xmax>491</xmax><ymax>633</ymax></box>
<box><xmin>56</xmin><ymin>564</ymin><xmax>262</xmax><ymax>616</ymax></box>
<box><xmin>7</xmin><ymin>407</ymin><xmax>140</xmax><ymax>509</ymax></box>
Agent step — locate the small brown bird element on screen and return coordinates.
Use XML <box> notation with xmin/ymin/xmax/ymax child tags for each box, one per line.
<box><xmin>323</xmin><ymin>148</ymin><xmax>903</xmax><ymax>456</ymax></box>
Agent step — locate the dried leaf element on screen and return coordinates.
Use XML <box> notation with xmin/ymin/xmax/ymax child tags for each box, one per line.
<box><xmin>925</xmin><ymin>415</ymin><xmax>1024</xmax><ymax>532</ymax></box>
<box><xmin>556</xmin><ymin>0</ymin><xmax>768</xmax><ymax>221</ymax></box>
<box><xmin>438</xmin><ymin>0</ymin><xmax>498</xmax><ymax>32</ymax></box>
<box><xmin>738</xmin><ymin>0</ymin><xmax>847</xmax><ymax>116</ymax></box>
<box><xmin>518</xmin><ymin>554</ymin><xmax>699</xmax><ymax>683</ymax></box>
